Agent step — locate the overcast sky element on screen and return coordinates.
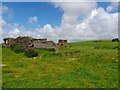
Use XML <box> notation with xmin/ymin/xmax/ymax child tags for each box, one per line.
<box><xmin>0</xmin><ymin>1</ymin><xmax>119</xmax><ymax>42</ymax></box>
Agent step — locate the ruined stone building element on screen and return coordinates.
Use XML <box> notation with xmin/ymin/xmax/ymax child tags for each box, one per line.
<box><xmin>3</xmin><ymin>36</ymin><xmax>56</xmax><ymax>49</ymax></box>
<box><xmin>3</xmin><ymin>38</ymin><xmax>15</xmax><ymax>46</ymax></box>
<box><xmin>3</xmin><ymin>36</ymin><xmax>68</xmax><ymax>51</ymax></box>
<box><xmin>58</xmin><ymin>39</ymin><xmax>68</xmax><ymax>46</ymax></box>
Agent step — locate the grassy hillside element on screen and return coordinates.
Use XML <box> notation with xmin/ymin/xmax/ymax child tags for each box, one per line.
<box><xmin>2</xmin><ymin>40</ymin><xmax>118</xmax><ymax>88</ymax></box>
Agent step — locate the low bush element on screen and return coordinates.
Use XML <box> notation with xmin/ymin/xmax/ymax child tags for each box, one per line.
<box><xmin>112</xmin><ymin>38</ymin><xmax>119</xmax><ymax>42</ymax></box>
<box><xmin>10</xmin><ymin>45</ymin><xmax>38</xmax><ymax>57</ymax></box>
<box><xmin>47</xmin><ymin>48</ymin><xmax>56</xmax><ymax>51</ymax></box>
<box><xmin>10</xmin><ymin>45</ymin><xmax>24</xmax><ymax>53</ymax></box>
<box><xmin>38</xmin><ymin>48</ymin><xmax>56</xmax><ymax>52</ymax></box>
<box><xmin>13</xmin><ymin>46</ymin><xmax>24</xmax><ymax>53</ymax></box>
<box><xmin>25</xmin><ymin>50</ymin><xmax>38</xmax><ymax>58</ymax></box>
<box><xmin>10</xmin><ymin>45</ymin><xmax>16</xmax><ymax>50</ymax></box>
<box><xmin>2</xmin><ymin>44</ymin><xmax>6</xmax><ymax>48</ymax></box>
<box><xmin>113</xmin><ymin>46</ymin><xmax>118</xmax><ymax>49</ymax></box>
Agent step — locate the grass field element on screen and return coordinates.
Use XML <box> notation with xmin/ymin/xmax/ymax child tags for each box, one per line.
<box><xmin>2</xmin><ymin>40</ymin><xmax>118</xmax><ymax>88</ymax></box>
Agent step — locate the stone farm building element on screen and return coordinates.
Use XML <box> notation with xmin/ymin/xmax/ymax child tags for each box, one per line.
<box><xmin>3</xmin><ymin>36</ymin><xmax>68</xmax><ymax>50</ymax></box>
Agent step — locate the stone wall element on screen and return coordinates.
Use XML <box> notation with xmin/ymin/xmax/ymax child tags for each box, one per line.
<box><xmin>32</xmin><ymin>38</ymin><xmax>47</xmax><ymax>43</ymax></box>
<box><xmin>7</xmin><ymin>39</ymin><xmax>14</xmax><ymax>46</ymax></box>
<box><xmin>34</xmin><ymin>41</ymin><xmax>56</xmax><ymax>49</ymax></box>
<box><xmin>3</xmin><ymin>36</ymin><xmax>67</xmax><ymax>50</ymax></box>
<box><xmin>15</xmin><ymin>36</ymin><xmax>33</xmax><ymax>48</ymax></box>
<box><xmin>3</xmin><ymin>38</ymin><xmax>16</xmax><ymax>46</ymax></box>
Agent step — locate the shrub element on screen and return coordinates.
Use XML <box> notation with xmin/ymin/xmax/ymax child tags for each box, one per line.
<box><xmin>47</xmin><ymin>48</ymin><xmax>56</xmax><ymax>51</ymax></box>
<box><xmin>2</xmin><ymin>44</ymin><xmax>6</xmax><ymax>48</ymax></box>
<box><xmin>94</xmin><ymin>46</ymin><xmax>99</xmax><ymax>49</ymax></box>
<box><xmin>112</xmin><ymin>38</ymin><xmax>119</xmax><ymax>42</ymax></box>
<box><xmin>38</xmin><ymin>48</ymin><xmax>56</xmax><ymax>52</ymax></box>
<box><xmin>13</xmin><ymin>46</ymin><xmax>24</xmax><ymax>53</ymax></box>
<box><xmin>113</xmin><ymin>46</ymin><xmax>118</xmax><ymax>49</ymax></box>
<box><xmin>25</xmin><ymin>50</ymin><xmax>38</xmax><ymax>58</ymax></box>
<box><xmin>10</xmin><ymin>45</ymin><xmax>24</xmax><ymax>53</ymax></box>
<box><xmin>10</xmin><ymin>45</ymin><xmax>16</xmax><ymax>50</ymax></box>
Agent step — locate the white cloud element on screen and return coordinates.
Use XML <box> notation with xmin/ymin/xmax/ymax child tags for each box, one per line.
<box><xmin>2</xmin><ymin>6</ymin><xmax>9</xmax><ymax>13</ymax></box>
<box><xmin>33</xmin><ymin>7</ymin><xmax>118</xmax><ymax>42</ymax></box>
<box><xmin>0</xmin><ymin>5</ymin><xmax>14</xmax><ymax>19</ymax></box>
<box><xmin>0</xmin><ymin>5</ymin><xmax>9</xmax><ymax>14</ymax></box>
<box><xmin>54</xmin><ymin>2</ymin><xmax>97</xmax><ymax>15</ymax></box>
<box><xmin>53</xmin><ymin>2</ymin><xmax>97</xmax><ymax>24</ymax></box>
<box><xmin>0</xmin><ymin>16</ymin><xmax>7</xmax><ymax>28</ymax></box>
<box><xmin>106</xmin><ymin>2</ymin><xmax>118</xmax><ymax>12</ymax></box>
<box><xmin>1</xmin><ymin>2</ymin><xmax>118</xmax><ymax>43</ymax></box>
<box><xmin>75</xmin><ymin>8</ymin><xmax>118</xmax><ymax>41</ymax></box>
<box><xmin>8</xmin><ymin>28</ymin><xmax>20</xmax><ymax>37</ymax></box>
<box><xmin>43</xmin><ymin>7</ymin><xmax>117</xmax><ymax>42</ymax></box>
<box><xmin>28</xmin><ymin>16</ymin><xmax>38</xmax><ymax>24</ymax></box>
